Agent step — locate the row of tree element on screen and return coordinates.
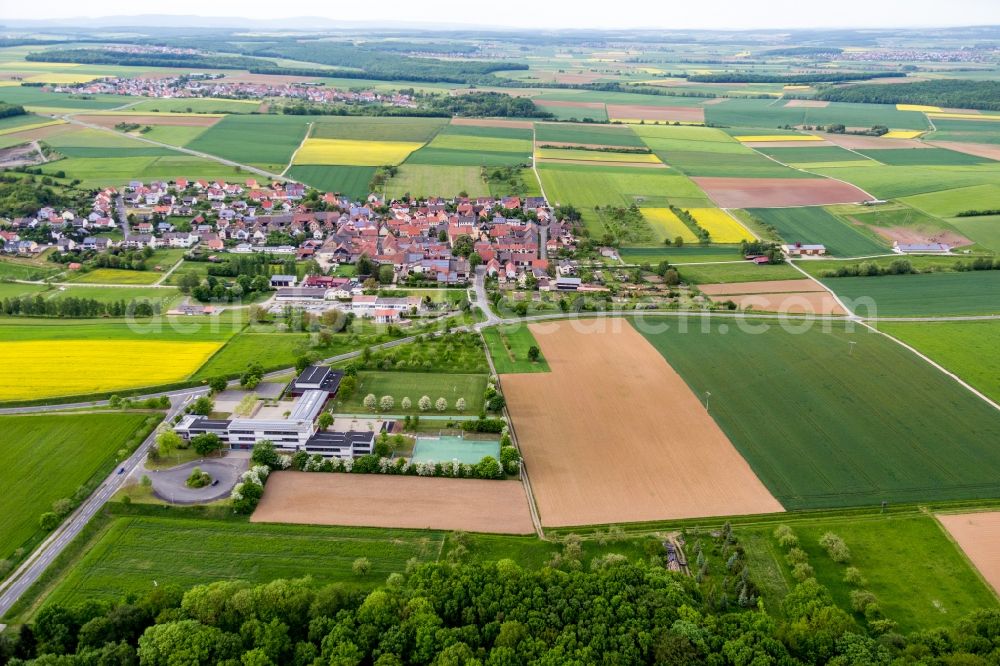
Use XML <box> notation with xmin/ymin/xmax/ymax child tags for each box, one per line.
<box><xmin>0</xmin><ymin>295</ymin><xmax>160</xmax><ymax>318</ymax></box>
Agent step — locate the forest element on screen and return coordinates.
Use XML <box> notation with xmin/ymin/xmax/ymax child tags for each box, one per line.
<box><xmin>815</xmin><ymin>79</ymin><xmax>1000</xmax><ymax>112</ymax></box>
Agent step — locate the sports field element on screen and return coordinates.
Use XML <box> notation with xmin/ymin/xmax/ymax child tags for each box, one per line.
<box><xmin>636</xmin><ymin>318</ymin><xmax>1000</xmax><ymax>509</ymax></box>
<box><xmin>878</xmin><ymin>321</ymin><xmax>1000</xmax><ymax>403</ymax></box>
<box><xmin>822</xmin><ymin>271</ymin><xmax>1000</xmax><ymax>317</ymax></box>
<box><xmin>332</xmin><ymin>371</ymin><xmax>487</xmax><ymax>415</ymax></box>
<box><xmin>748</xmin><ymin>207</ymin><xmax>888</xmax><ymax>257</ymax></box>
<box><xmin>0</xmin><ymin>413</ymin><xmax>150</xmax><ymax>563</ymax></box>
<box><xmin>252</xmin><ymin>472</ymin><xmax>535</xmax><ymax>534</ymax></box>
<box><xmin>502</xmin><ymin>320</ymin><xmax>782</xmax><ymax>526</ymax></box>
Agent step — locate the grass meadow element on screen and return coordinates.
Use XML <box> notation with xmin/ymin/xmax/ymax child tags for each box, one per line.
<box><xmin>749</xmin><ymin>207</ymin><xmax>888</xmax><ymax>257</ymax></box>
<box><xmin>878</xmin><ymin>320</ymin><xmax>1000</xmax><ymax>403</ymax></box>
<box><xmin>385</xmin><ymin>165</ymin><xmax>490</xmax><ymax>199</ymax></box>
<box><xmin>635</xmin><ymin>318</ymin><xmax>1000</xmax><ymax>509</ymax></box>
<box><xmin>742</xmin><ymin>514</ymin><xmax>998</xmax><ymax>633</ymax></box>
<box><xmin>0</xmin><ymin>413</ymin><xmax>151</xmax><ymax>565</ymax></box>
<box><xmin>287</xmin><ymin>165</ymin><xmax>376</xmax><ymax>201</ymax></box>
<box><xmin>482</xmin><ymin>325</ymin><xmax>550</xmax><ymax>374</ymax></box>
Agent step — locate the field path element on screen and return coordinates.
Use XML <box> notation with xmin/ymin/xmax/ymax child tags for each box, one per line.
<box><xmin>282</xmin><ymin>121</ymin><xmax>314</xmax><ymax>177</ymax></box>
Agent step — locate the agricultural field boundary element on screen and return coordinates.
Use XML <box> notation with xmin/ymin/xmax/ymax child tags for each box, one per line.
<box><xmin>742</xmin><ymin>141</ymin><xmax>879</xmax><ymax>204</ymax></box>
<box><xmin>282</xmin><ymin>120</ymin><xmax>314</xmax><ymax>176</ymax></box>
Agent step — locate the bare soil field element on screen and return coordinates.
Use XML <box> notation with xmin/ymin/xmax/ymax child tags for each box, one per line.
<box><xmin>449</xmin><ymin>117</ymin><xmax>535</xmax><ymax>130</ymax></box>
<box><xmin>926</xmin><ymin>141</ymin><xmax>1000</xmax><ymax>161</ymax></box>
<box><xmin>869</xmin><ymin>224</ymin><xmax>971</xmax><ymax>247</ymax></box>
<box><xmin>501</xmin><ymin>320</ymin><xmax>782</xmax><ymax>526</ymax></box>
<box><xmin>532</xmin><ymin>100</ymin><xmax>606</xmax><ymax>110</ymax></box>
<box><xmin>693</xmin><ymin>177</ymin><xmax>871</xmax><ymax>207</ymax></box>
<box><xmin>75</xmin><ymin>114</ymin><xmax>222</xmax><ymax>128</ymax></box>
<box><xmin>785</xmin><ymin>99</ymin><xmax>830</xmax><ymax>108</ymax></box>
<box><xmin>719</xmin><ymin>291</ymin><xmax>848</xmax><ymax>315</ymax></box>
<box><xmin>819</xmin><ymin>133</ymin><xmax>931</xmax><ymax>150</ymax></box>
<box><xmin>698</xmin><ymin>279</ymin><xmax>826</xmax><ymax>295</ymax></box>
<box><xmin>0</xmin><ymin>141</ymin><xmax>46</xmax><ymax>168</ymax></box>
<box><xmin>252</xmin><ymin>471</ymin><xmax>535</xmax><ymax>534</ymax></box>
<box><xmin>3</xmin><ymin>123</ymin><xmax>75</xmax><ymax>142</ymax></box>
<box><xmin>937</xmin><ymin>512</ymin><xmax>1000</xmax><ymax>594</ymax></box>
<box><xmin>743</xmin><ymin>139</ymin><xmax>835</xmax><ymax>148</ymax></box>
<box><xmin>607</xmin><ymin>104</ymin><xmax>705</xmax><ymax>123</ymax></box>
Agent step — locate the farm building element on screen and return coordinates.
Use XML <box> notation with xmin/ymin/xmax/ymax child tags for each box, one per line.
<box><xmin>894</xmin><ymin>242</ymin><xmax>952</xmax><ymax>254</ymax></box>
<box><xmin>782</xmin><ymin>243</ymin><xmax>827</xmax><ymax>257</ymax></box>
<box><xmin>270</xmin><ymin>274</ymin><xmax>298</xmax><ymax>288</ymax></box>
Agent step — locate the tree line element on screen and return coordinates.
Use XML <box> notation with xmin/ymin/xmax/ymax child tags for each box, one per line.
<box><xmin>0</xmin><ymin>295</ymin><xmax>161</xmax><ymax>318</ymax></box>
<box><xmin>815</xmin><ymin>79</ymin><xmax>1000</xmax><ymax>112</ymax></box>
<box><xmin>687</xmin><ymin>71</ymin><xmax>904</xmax><ymax>84</ymax></box>
<box><xmin>3</xmin><ymin>555</ymin><xmax>1000</xmax><ymax>664</ymax></box>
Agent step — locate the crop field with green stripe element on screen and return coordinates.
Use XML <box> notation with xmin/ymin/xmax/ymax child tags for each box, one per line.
<box><xmin>857</xmin><ymin>148</ymin><xmax>995</xmax><ymax>166</ymax></box>
<box><xmin>901</xmin><ymin>183</ymin><xmax>1000</xmax><ymax>218</ymax></box>
<box><xmin>748</xmin><ymin>206</ymin><xmax>888</xmax><ymax>257</ymax></box>
<box><xmin>185</xmin><ymin>115</ymin><xmax>311</xmax><ymax>170</ymax></box>
<box><xmin>309</xmin><ymin>116</ymin><xmax>448</xmax><ymax>142</ymax></box>
<box><xmin>811</xmin><ymin>164</ymin><xmax>1000</xmax><ymax>199</ymax></box>
<box><xmin>537</xmin><ymin>162</ymin><xmax>710</xmax><ymax>211</ymax></box>
<box><xmin>384</xmin><ymin>165</ymin><xmax>490</xmax><ymax>199</ymax></box>
<box><xmin>287</xmin><ymin>165</ymin><xmax>376</xmax><ymax>201</ymax></box>
<box><xmin>635</xmin><ymin>318</ymin><xmax>1000</xmax><ymax>510</ymax></box>
<box><xmin>927</xmin><ymin>118</ymin><xmax>1000</xmax><ymax>145</ymax></box>
<box><xmin>822</xmin><ymin>271</ymin><xmax>1000</xmax><ymax>317</ymax></box>
<box><xmin>705</xmin><ymin>98</ymin><xmax>930</xmax><ymax>131</ymax></box>
<box><xmin>533</xmin><ymin>122</ymin><xmax>644</xmax><ymax>147</ymax></box>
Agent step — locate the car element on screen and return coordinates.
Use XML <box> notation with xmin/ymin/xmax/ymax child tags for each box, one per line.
<box><xmin>211</xmin><ymin>479</ymin><xmax>219</xmax><ymax>486</ymax></box>
<box><xmin>117</xmin><ymin>467</ymin><xmax>125</xmax><ymax>475</ymax></box>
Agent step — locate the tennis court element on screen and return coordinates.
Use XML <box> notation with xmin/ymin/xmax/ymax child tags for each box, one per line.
<box><xmin>411</xmin><ymin>436</ymin><xmax>500</xmax><ymax>464</ymax></box>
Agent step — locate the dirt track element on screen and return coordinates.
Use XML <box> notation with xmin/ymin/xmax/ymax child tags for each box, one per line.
<box><xmin>252</xmin><ymin>471</ymin><xmax>536</xmax><ymax>534</ymax></box>
<box><xmin>502</xmin><ymin>320</ymin><xmax>783</xmax><ymax>526</ymax></box>
<box><xmin>927</xmin><ymin>141</ymin><xmax>1000</xmax><ymax>161</ymax></box>
<box><xmin>937</xmin><ymin>512</ymin><xmax>1000</xmax><ymax>594</ymax></box>
<box><xmin>693</xmin><ymin>177</ymin><xmax>870</xmax><ymax>208</ymax></box>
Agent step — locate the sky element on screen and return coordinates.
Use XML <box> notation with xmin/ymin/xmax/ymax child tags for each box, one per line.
<box><xmin>5</xmin><ymin>0</ymin><xmax>1000</xmax><ymax>30</ymax></box>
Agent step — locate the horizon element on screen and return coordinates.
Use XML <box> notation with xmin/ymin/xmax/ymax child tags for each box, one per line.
<box><xmin>3</xmin><ymin>0</ymin><xmax>1000</xmax><ymax>32</ymax></box>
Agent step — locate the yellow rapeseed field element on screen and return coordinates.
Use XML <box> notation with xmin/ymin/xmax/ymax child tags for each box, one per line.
<box><xmin>0</xmin><ymin>340</ymin><xmax>223</xmax><ymax>400</ymax></box>
<box><xmin>882</xmin><ymin>131</ymin><xmax>926</xmax><ymax>139</ymax></box>
<box><xmin>897</xmin><ymin>104</ymin><xmax>942</xmax><ymax>112</ymax></box>
<box><xmin>641</xmin><ymin>208</ymin><xmax>698</xmax><ymax>243</ymax></box>
<box><xmin>687</xmin><ymin>208</ymin><xmax>755</xmax><ymax>243</ymax></box>
<box><xmin>293</xmin><ymin>138</ymin><xmax>424</xmax><ymax>166</ymax></box>
<box><xmin>25</xmin><ymin>73</ymin><xmax>103</xmax><ymax>84</ymax></box>
<box><xmin>927</xmin><ymin>112</ymin><xmax>1000</xmax><ymax>122</ymax></box>
<box><xmin>534</xmin><ymin>148</ymin><xmax>664</xmax><ymax>164</ymax></box>
<box><xmin>734</xmin><ymin>135</ymin><xmax>824</xmax><ymax>142</ymax></box>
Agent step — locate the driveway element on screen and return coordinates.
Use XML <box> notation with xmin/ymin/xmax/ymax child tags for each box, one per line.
<box><xmin>148</xmin><ymin>457</ymin><xmax>248</xmax><ymax>504</ymax></box>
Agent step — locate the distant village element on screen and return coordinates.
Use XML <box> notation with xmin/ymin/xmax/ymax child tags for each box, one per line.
<box><xmin>51</xmin><ymin>74</ymin><xmax>418</xmax><ymax>108</ymax></box>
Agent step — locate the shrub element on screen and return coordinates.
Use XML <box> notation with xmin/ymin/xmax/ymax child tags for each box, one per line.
<box><xmin>843</xmin><ymin>567</ymin><xmax>867</xmax><ymax>587</ymax></box>
<box><xmin>773</xmin><ymin>525</ymin><xmax>799</xmax><ymax>548</ymax></box>
<box><xmin>39</xmin><ymin>512</ymin><xmax>60</xmax><ymax>531</ymax></box>
<box><xmin>418</xmin><ymin>395</ymin><xmax>431</xmax><ymax>412</ymax></box>
<box><xmin>791</xmin><ymin>562</ymin><xmax>814</xmax><ymax>582</ymax></box>
<box><xmin>186</xmin><ymin>467</ymin><xmax>211</xmax><ymax>489</ymax></box>
<box><xmin>785</xmin><ymin>547</ymin><xmax>808</xmax><ymax>566</ymax></box>
<box><xmin>850</xmin><ymin>589</ymin><xmax>878</xmax><ymax>614</ymax></box>
<box><xmin>353</xmin><ymin>557</ymin><xmax>371</xmax><ymax>576</ymax></box>
<box><xmin>819</xmin><ymin>532</ymin><xmax>851</xmax><ymax>563</ymax></box>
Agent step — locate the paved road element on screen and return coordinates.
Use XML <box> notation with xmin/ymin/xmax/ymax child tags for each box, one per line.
<box><xmin>473</xmin><ymin>267</ymin><xmax>500</xmax><ymax>326</ymax></box>
<box><xmin>148</xmin><ymin>458</ymin><xmax>247</xmax><ymax>504</ymax></box>
<box><xmin>0</xmin><ymin>393</ymin><xmax>198</xmax><ymax>619</ymax></box>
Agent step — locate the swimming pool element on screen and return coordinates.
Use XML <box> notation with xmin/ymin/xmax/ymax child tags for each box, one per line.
<box><xmin>411</xmin><ymin>436</ymin><xmax>500</xmax><ymax>465</ymax></box>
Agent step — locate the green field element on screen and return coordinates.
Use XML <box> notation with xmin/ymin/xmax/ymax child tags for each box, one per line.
<box><xmin>67</xmin><ymin>268</ymin><xmax>164</xmax><ymax>285</ymax></box>
<box><xmin>678</xmin><ymin>261</ymin><xmax>802</xmax><ymax>284</ymax></box>
<box><xmin>620</xmin><ymin>245</ymin><xmax>744</xmax><ymax>264</ymax></box>
<box><xmin>45</xmin><ymin>285</ymin><xmax>180</xmax><ymax>307</ymax></box>
<box><xmin>794</xmin><ymin>254</ymin><xmax>971</xmax><ymax>277</ymax></box>
<box><xmin>537</xmin><ymin>162</ymin><xmax>710</xmax><ymax>212</ymax></box>
<box><xmin>0</xmin><ymin>412</ymin><xmax>150</xmax><ymax>564</ymax></box>
<box><xmin>901</xmin><ymin>184</ymin><xmax>1000</xmax><ymax>218</ymax></box>
<box><xmin>310</xmin><ymin>116</ymin><xmax>448</xmax><ymax>142</ymax></box>
<box><xmin>857</xmin><ymin>147</ymin><xmax>994</xmax><ymax>167</ymax></box>
<box><xmin>185</xmin><ymin>115</ymin><xmax>310</xmax><ymax>171</ymax></box>
<box><xmin>0</xmin><ymin>318</ymin><xmax>236</xmax><ymax>344</ymax></box>
<box><xmin>139</xmin><ymin>124</ymin><xmax>212</xmax><ymax>146</ymax></box>
<box><xmin>822</xmin><ymin>271</ymin><xmax>1000</xmax><ymax>317</ymax></box>
<box><xmin>332</xmin><ymin>371</ymin><xmax>487</xmax><ymax>414</ymax></box>
<box><xmin>653</xmin><ymin>148</ymin><xmax>809</xmax><ymax>179</ymax></box>
<box><xmin>749</xmin><ymin>207</ymin><xmax>888</xmax><ymax>257</ymax></box>
<box><xmin>41</xmin><ymin>516</ymin><xmax>446</xmax><ymax>607</ymax></box>
<box><xmin>287</xmin><ymin>165</ymin><xmax>375</xmax><ymax>200</ymax></box>
<box><xmin>405</xmin><ymin>127</ymin><xmax>532</xmax><ymax>167</ymax></box>
<box><xmin>40</xmin><ymin>155</ymin><xmax>244</xmax><ymax>188</ymax></box>
<box><xmin>926</xmin><ymin>118</ymin><xmax>1000</xmax><ymax>145</ymax></box>
<box><xmin>385</xmin><ymin>164</ymin><xmax>490</xmax><ymax>198</ymax></box>
<box><xmin>482</xmin><ymin>325</ymin><xmax>550</xmax><ymax>373</ymax></box>
<box><xmin>128</xmin><ymin>98</ymin><xmax>262</xmax><ymax>114</ymax></box>
<box><xmin>192</xmin><ymin>330</ymin><xmax>360</xmax><ymax>379</ymax></box>
<box><xmin>812</xmin><ymin>164</ymin><xmax>1000</xmax><ymax>199</ymax></box>
<box><xmin>534</xmin><ymin>102</ymin><xmax>607</xmax><ymax>122</ymax></box>
<box><xmin>877</xmin><ymin>320</ymin><xmax>1000</xmax><ymax>403</ymax></box>
<box><xmin>534</xmin><ymin>122</ymin><xmax>644</xmax><ymax>147</ymax></box>
<box><xmin>0</xmin><ymin>258</ymin><xmax>60</xmax><ymax>281</ymax></box>
<box><xmin>635</xmin><ymin>318</ymin><xmax>1000</xmax><ymax>509</ymax></box>
<box><xmin>948</xmin><ymin>214</ymin><xmax>1000</xmax><ymax>252</ymax></box>
<box><xmin>706</xmin><ymin>98</ymin><xmax>929</xmax><ymax>131</ymax></box>
<box><xmin>743</xmin><ymin>514</ymin><xmax>998</xmax><ymax>633</ymax></box>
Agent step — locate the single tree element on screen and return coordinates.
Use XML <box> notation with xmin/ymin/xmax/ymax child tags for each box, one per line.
<box><xmin>191</xmin><ymin>433</ymin><xmax>222</xmax><ymax>457</ymax></box>
<box><xmin>380</xmin><ymin>395</ymin><xmax>394</xmax><ymax>412</ymax></box>
<box><xmin>527</xmin><ymin>346</ymin><xmax>540</xmax><ymax>362</ymax></box>
<box><xmin>363</xmin><ymin>394</ymin><xmax>377</xmax><ymax>412</ymax></box>
<box><xmin>456</xmin><ymin>398</ymin><xmax>466</xmax><ymax>412</ymax></box>
<box><xmin>317</xmin><ymin>412</ymin><xmax>334</xmax><ymax>431</ymax></box>
<box><xmin>418</xmin><ymin>395</ymin><xmax>432</xmax><ymax>412</ymax></box>
<box><xmin>435</xmin><ymin>397</ymin><xmax>447</xmax><ymax>412</ymax></box>
<box><xmin>401</xmin><ymin>396</ymin><xmax>412</xmax><ymax>411</ymax></box>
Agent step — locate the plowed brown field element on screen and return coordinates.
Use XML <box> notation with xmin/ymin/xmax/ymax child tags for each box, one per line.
<box><xmin>693</xmin><ymin>177</ymin><xmax>871</xmax><ymax>207</ymax></box>
<box><xmin>252</xmin><ymin>472</ymin><xmax>536</xmax><ymax>534</ymax></box>
<box><xmin>938</xmin><ymin>512</ymin><xmax>1000</xmax><ymax>594</ymax></box>
<box><xmin>502</xmin><ymin>319</ymin><xmax>782</xmax><ymax>526</ymax></box>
